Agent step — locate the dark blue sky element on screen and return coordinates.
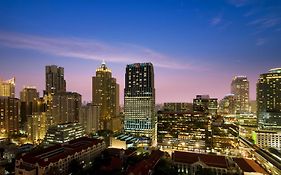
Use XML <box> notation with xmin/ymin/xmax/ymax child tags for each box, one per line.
<box><xmin>0</xmin><ymin>0</ymin><xmax>281</xmax><ymax>103</ymax></box>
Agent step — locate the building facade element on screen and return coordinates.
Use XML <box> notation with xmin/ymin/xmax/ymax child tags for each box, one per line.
<box><xmin>44</xmin><ymin>122</ymin><xmax>85</xmax><ymax>145</ymax></box>
<box><xmin>0</xmin><ymin>77</ymin><xmax>15</xmax><ymax>98</ymax></box>
<box><xmin>257</xmin><ymin>68</ymin><xmax>281</xmax><ymax>130</ymax></box>
<box><xmin>218</xmin><ymin>94</ymin><xmax>236</xmax><ymax>115</ymax></box>
<box><xmin>45</xmin><ymin>65</ymin><xmax>66</xmax><ymax>95</ymax></box>
<box><xmin>15</xmin><ymin>137</ymin><xmax>106</xmax><ymax>175</ymax></box>
<box><xmin>254</xmin><ymin>130</ymin><xmax>281</xmax><ymax>150</ymax></box>
<box><xmin>79</xmin><ymin>103</ymin><xmax>100</xmax><ymax>134</ymax></box>
<box><xmin>52</xmin><ymin>92</ymin><xmax>81</xmax><ymax>124</ymax></box>
<box><xmin>92</xmin><ymin>61</ymin><xmax>119</xmax><ymax>131</ymax></box>
<box><xmin>27</xmin><ymin>112</ymin><xmax>47</xmax><ymax>144</ymax></box>
<box><xmin>231</xmin><ymin>76</ymin><xmax>249</xmax><ymax>114</ymax></box>
<box><xmin>124</xmin><ymin>63</ymin><xmax>156</xmax><ymax>142</ymax></box>
<box><xmin>0</xmin><ymin>97</ymin><xmax>19</xmax><ymax>137</ymax></box>
<box><xmin>193</xmin><ymin>95</ymin><xmax>218</xmax><ymax>116</ymax></box>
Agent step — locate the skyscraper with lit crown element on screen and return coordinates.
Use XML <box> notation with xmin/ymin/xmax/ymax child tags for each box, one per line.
<box><xmin>92</xmin><ymin>61</ymin><xmax>119</xmax><ymax>130</ymax></box>
<box><xmin>231</xmin><ymin>76</ymin><xmax>249</xmax><ymax>114</ymax></box>
<box><xmin>124</xmin><ymin>63</ymin><xmax>156</xmax><ymax>142</ymax></box>
<box><xmin>257</xmin><ymin>68</ymin><xmax>281</xmax><ymax>130</ymax></box>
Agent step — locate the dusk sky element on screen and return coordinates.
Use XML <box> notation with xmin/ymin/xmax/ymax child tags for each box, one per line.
<box><xmin>0</xmin><ymin>0</ymin><xmax>281</xmax><ymax>104</ymax></box>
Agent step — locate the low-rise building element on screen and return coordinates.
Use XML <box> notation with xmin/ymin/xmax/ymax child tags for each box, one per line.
<box><xmin>253</xmin><ymin>130</ymin><xmax>281</xmax><ymax>150</ymax></box>
<box><xmin>15</xmin><ymin>137</ymin><xmax>106</xmax><ymax>175</ymax></box>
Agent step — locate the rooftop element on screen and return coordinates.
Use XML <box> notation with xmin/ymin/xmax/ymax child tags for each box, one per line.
<box><xmin>173</xmin><ymin>151</ymin><xmax>228</xmax><ymax>169</ymax></box>
<box><xmin>233</xmin><ymin>158</ymin><xmax>268</xmax><ymax>174</ymax></box>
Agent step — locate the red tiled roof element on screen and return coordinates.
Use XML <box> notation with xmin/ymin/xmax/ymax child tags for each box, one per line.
<box><xmin>173</xmin><ymin>151</ymin><xmax>228</xmax><ymax>169</ymax></box>
<box><xmin>19</xmin><ymin>137</ymin><xmax>103</xmax><ymax>167</ymax></box>
<box><xmin>233</xmin><ymin>158</ymin><xmax>268</xmax><ymax>174</ymax></box>
<box><xmin>126</xmin><ymin>150</ymin><xmax>164</xmax><ymax>175</ymax></box>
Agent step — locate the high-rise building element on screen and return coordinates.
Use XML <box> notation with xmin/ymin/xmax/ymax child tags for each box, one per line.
<box><xmin>257</xmin><ymin>68</ymin><xmax>281</xmax><ymax>130</ymax></box>
<box><xmin>218</xmin><ymin>94</ymin><xmax>236</xmax><ymax>115</ymax></box>
<box><xmin>163</xmin><ymin>102</ymin><xmax>193</xmax><ymax>112</ymax></box>
<box><xmin>79</xmin><ymin>103</ymin><xmax>100</xmax><ymax>134</ymax></box>
<box><xmin>52</xmin><ymin>92</ymin><xmax>81</xmax><ymax>124</ymax></box>
<box><xmin>0</xmin><ymin>97</ymin><xmax>19</xmax><ymax>137</ymax></box>
<box><xmin>20</xmin><ymin>86</ymin><xmax>39</xmax><ymax>103</ymax></box>
<box><xmin>45</xmin><ymin>65</ymin><xmax>66</xmax><ymax>95</ymax></box>
<box><xmin>193</xmin><ymin>95</ymin><xmax>218</xmax><ymax>116</ymax></box>
<box><xmin>27</xmin><ymin>112</ymin><xmax>47</xmax><ymax>144</ymax></box>
<box><xmin>231</xmin><ymin>76</ymin><xmax>249</xmax><ymax>114</ymax></box>
<box><xmin>124</xmin><ymin>63</ymin><xmax>156</xmax><ymax>141</ymax></box>
<box><xmin>92</xmin><ymin>61</ymin><xmax>119</xmax><ymax>130</ymax></box>
<box><xmin>0</xmin><ymin>77</ymin><xmax>15</xmax><ymax>98</ymax></box>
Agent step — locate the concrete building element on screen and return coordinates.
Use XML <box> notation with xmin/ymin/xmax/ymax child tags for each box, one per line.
<box><xmin>163</xmin><ymin>102</ymin><xmax>193</xmax><ymax>112</ymax></box>
<box><xmin>193</xmin><ymin>95</ymin><xmax>218</xmax><ymax>116</ymax></box>
<box><xmin>52</xmin><ymin>92</ymin><xmax>81</xmax><ymax>124</ymax></box>
<box><xmin>231</xmin><ymin>76</ymin><xmax>249</xmax><ymax>114</ymax></box>
<box><xmin>92</xmin><ymin>61</ymin><xmax>119</xmax><ymax>130</ymax></box>
<box><xmin>0</xmin><ymin>77</ymin><xmax>15</xmax><ymax>98</ymax></box>
<box><xmin>44</xmin><ymin>122</ymin><xmax>85</xmax><ymax>145</ymax></box>
<box><xmin>124</xmin><ymin>63</ymin><xmax>156</xmax><ymax>143</ymax></box>
<box><xmin>79</xmin><ymin>103</ymin><xmax>100</xmax><ymax>134</ymax></box>
<box><xmin>253</xmin><ymin>130</ymin><xmax>281</xmax><ymax>150</ymax></box>
<box><xmin>44</xmin><ymin>65</ymin><xmax>66</xmax><ymax>95</ymax></box>
<box><xmin>257</xmin><ymin>68</ymin><xmax>281</xmax><ymax>130</ymax></box>
<box><xmin>0</xmin><ymin>96</ymin><xmax>19</xmax><ymax>137</ymax></box>
<box><xmin>15</xmin><ymin>137</ymin><xmax>106</xmax><ymax>175</ymax></box>
<box><xmin>26</xmin><ymin>112</ymin><xmax>47</xmax><ymax>144</ymax></box>
<box><xmin>218</xmin><ymin>94</ymin><xmax>236</xmax><ymax>115</ymax></box>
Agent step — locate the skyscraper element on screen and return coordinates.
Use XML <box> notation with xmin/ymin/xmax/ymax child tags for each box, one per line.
<box><xmin>0</xmin><ymin>96</ymin><xmax>19</xmax><ymax>137</ymax></box>
<box><xmin>45</xmin><ymin>65</ymin><xmax>66</xmax><ymax>95</ymax></box>
<box><xmin>257</xmin><ymin>68</ymin><xmax>281</xmax><ymax>130</ymax></box>
<box><xmin>92</xmin><ymin>61</ymin><xmax>119</xmax><ymax>130</ymax></box>
<box><xmin>124</xmin><ymin>63</ymin><xmax>156</xmax><ymax>141</ymax></box>
<box><xmin>231</xmin><ymin>76</ymin><xmax>249</xmax><ymax>114</ymax></box>
<box><xmin>20</xmin><ymin>86</ymin><xmax>39</xmax><ymax>103</ymax></box>
<box><xmin>0</xmin><ymin>77</ymin><xmax>15</xmax><ymax>98</ymax></box>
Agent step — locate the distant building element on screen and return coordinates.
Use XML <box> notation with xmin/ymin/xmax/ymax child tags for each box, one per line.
<box><xmin>44</xmin><ymin>65</ymin><xmax>66</xmax><ymax>95</ymax></box>
<box><xmin>218</xmin><ymin>94</ymin><xmax>236</xmax><ymax>115</ymax></box>
<box><xmin>257</xmin><ymin>68</ymin><xmax>281</xmax><ymax>130</ymax></box>
<box><xmin>0</xmin><ymin>96</ymin><xmax>19</xmax><ymax>137</ymax></box>
<box><xmin>253</xmin><ymin>130</ymin><xmax>281</xmax><ymax>150</ymax></box>
<box><xmin>44</xmin><ymin>122</ymin><xmax>85</xmax><ymax>145</ymax></box>
<box><xmin>0</xmin><ymin>77</ymin><xmax>15</xmax><ymax>98</ymax></box>
<box><xmin>79</xmin><ymin>103</ymin><xmax>100</xmax><ymax>134</ymax></box>
<box><xmin>15</xmin><ymin>137</ymin><xmax>106</xmax><ymax>175</ymax></box>
<box><xmin>52</xmin><ymin>92</ymin><xmax>81</xmax><ymax>124</ymax></box>
<box><xmin>124</xmin><ymin>63</ymin><xmax>156</xmax><ymax>143</ymax></box>
<box><xmin>163</xmin><ymin>102</ymin><xmax>193</xmax><ymax>112</ymax></box>
<box><xmin>231</xmin><ymin>76</ymin><xmax>249</xmax><ymax>114</ymax></box>
<box><xmin>92</xmin><ymin>61</ymin><xmax>119</xmax><ymax>131</ymax></box>
<box><xmin>193</xmin><ymin>95</ymin><xmax>218</xmax><ymax>116</ymax></box>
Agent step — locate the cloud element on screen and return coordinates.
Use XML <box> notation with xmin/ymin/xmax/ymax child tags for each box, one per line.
<box><xmin>256</xmin><ymin>38</ymin><xmax>266</xmax><ymax>46</ymax></box>
<box><xmin>228</xmin><ymin>0</ymin><xmax>249</xmax><ymax>7</ymax></box>
<box><xmin>210</xmin><ymin>15</ymin><xmax>222</xmax><ymax>26</ymax></box>
<box><xmin>249</xmin><ymin>16</ymin><xmax>281</xmax><ymax>29</ymax></box>
<box><xmin>0</xmin><ymin>31</ymin><xmax>199</xmax><ymax>70</ymax></box>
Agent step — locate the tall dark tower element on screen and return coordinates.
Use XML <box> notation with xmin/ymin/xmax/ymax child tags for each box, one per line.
<box><xmin>45</xmin><ymin>65</ymin><xmax>66</xmax><ymax>95</ymax></box>
<box><xmin>92</xmin><ymin>61</ymin><xmax>119</xmax><ymax>130</ymax></box>
<box><xmin>231</xmin><ymin>76</ymin><xmax>249</xmax><ymax>114</ymax></box>
<box><xmin>124</xmin><ymin>63</ymin><xmax>156</xmax><ymax>143</ymax></box>
<box><xmin>257</xmin><ymin>68</ymin><xmax>281</xmax><ymax>130</ymax></box>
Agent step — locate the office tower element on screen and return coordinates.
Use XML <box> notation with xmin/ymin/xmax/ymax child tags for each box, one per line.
<box><xmin>20</xmin><ymin>87</ymin><xmax>40</xmax><ymax>130</ymax></box>
<box><xmin>231</xmin><ymin>76</ymin><xmax>249</xmax><ymax>114</ymax></box>
<box><xmin>0</xmin><ymin>77</ymin><xmax>15</xmax><ymax>97</ymax></box>
<box><xmin>79</xmin><ymin>103</ymin><xmax>100</xmax><ymax>134</ymax></box>
<box><xmin>218</xmin><ymin>94</ymin><xmax>236</xmax><ymax>115</ymax></box>
<box><xmin>257</xmin><ymin>68</ymin><xmax>281</xmax><ymax>130</ymax></box>
<box><xmin>193</xmin><ymin>95</ymin><xmax>218</xmax><ymax>116</ymax></box>
<box><xmin>52</xmin><ymin>92</ymin><xmax>81</xmax><ymax>124</ymax></box>
<box><xmin>26</xmin><ymin>112</ymin><xmax>47</xmax><ymax>144</ymax></box>
<box><xmin>124</xmin><ymin>63</ymin><xmax>156</xmax><ymax>141</ymax></box>
<box><xmin>0</xmin><ymin>97</ymin><xmax>19</xmax><ymax>137</ymax></box>
<box><xmin>45</xmin><ymin>65</ymin><xmax>66</xmax><ymax>95</ymax></box>
<box><xmin>44</xmin><ymin>122</ymin><xmax>85</xmax><ymax>145</ymax></box>
<box><xmin>92</xmin><ymin>61</ymin><xmax>119</xmax><ymax>130</ymax></box>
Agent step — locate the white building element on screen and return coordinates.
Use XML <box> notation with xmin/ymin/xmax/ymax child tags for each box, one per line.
<box><xmin>254</xmin><ymin>130</ymin><xmax>281</xmax><ymax>150</ymax></box>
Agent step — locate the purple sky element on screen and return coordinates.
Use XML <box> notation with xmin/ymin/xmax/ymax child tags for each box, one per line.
<box><xmin>1</xmin><ymin>0</ymin><xmax>281</xmax><ymax>103</ymax></box>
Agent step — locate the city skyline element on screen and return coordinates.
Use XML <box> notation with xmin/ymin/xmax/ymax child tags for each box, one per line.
<box><xmin>1</xmin><ymin>0</ymin><xmax>281</xmax><ymax>103</ymax></box>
